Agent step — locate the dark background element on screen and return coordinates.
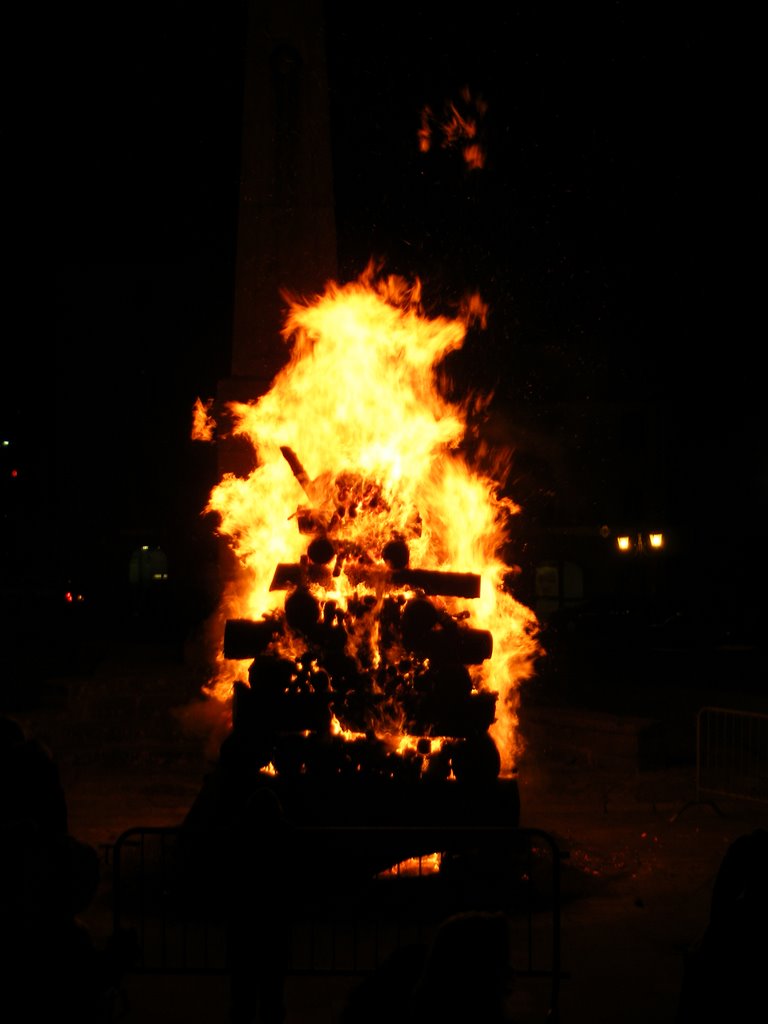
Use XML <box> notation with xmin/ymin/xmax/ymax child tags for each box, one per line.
<box><xmin>7</xmin><ymin>3</ymin><xmax>763</xmax><ymax>646</ymax></box>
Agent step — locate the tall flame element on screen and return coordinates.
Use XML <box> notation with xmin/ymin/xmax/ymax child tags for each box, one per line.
<box><xmin>199</xmin><ymin>263</ymin><xmax>540</xmax><ymax>774</ymax></box>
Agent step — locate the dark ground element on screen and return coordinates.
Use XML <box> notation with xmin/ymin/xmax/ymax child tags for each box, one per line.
<box><xmin>8</xmin><ymin>626</ymin><xmax>768</xmax><ymax>1023</ymax></box>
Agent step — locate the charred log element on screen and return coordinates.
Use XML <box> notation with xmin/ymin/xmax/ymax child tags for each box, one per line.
<box><xmin>269</xmin><ymin>560</ymin><xmax>481</xmax><ymax>599</ymax></box>
<box><xmin>446</xmin><ymin>734</ymin><xmax>502</xmax><ymax>784</ymax></box>
<box><xmin>407</xmin><ymin>689</ymin><xmax>497</xmax><ymax>739</ymax></box>
<box><xmin>400</xmin><ymin>596</ymin><xmax>440</xmax><ymax>643</ymax></box>
<box><xmin>270</xmin><ymin>562</ymin><xmax>333</xmax><ymax>590</ymax></box>
<box><xmin>230</xmin><ymin>681</ymin><xmax>276</xmax><ymax>769</ymax></box>
<box><xmin>236</xmin><ymin>663</ymin><xmax>335</xmax><ymax>737</ymax></box>
<box><xmin>424</xmin><ymin>663</ymin><xmax>473</xmax><ymax>702</ymax></box>
<box><xmin>423</xmin><ymin>745</ymin><xmax>451</xmax><ymax>781</ymax></box>
<box><xmin>280</xmin><ymin>445</ymin><xmax>315</xmax><ymax>499</ymax></box>
<box><xmin>391</xmin><ymin>568</ymin><xmax>481</xmax><ymax>598</ymax></box>
<box><xmin>297</xmin><ymin>509</ymin><xmax>329</xmax><ymax>534</ymax></box>
<box><xmin>307</xmin><ymin>536</ymin><xmax>335</xmax><ymax>564</ymax></box>
<box><xmin>223</xmin><ymin>616</ymin><xmax>283</xmax><ymax>659</ymax></box>
<box><xmin>248</xmin><ymin>654</ymin><xmax>296</xmax><ymax>691</ymax></box>
<box><xmin>403</xmin><ymin>622</ymin><xmax>493</xmax><ymax>665</ymax></box>
<box><xmin>382</xmin><ymin>538</ymin><xmax>409</xmax><ymax>569</ymax></box>
<box><xmin>284</xmin><ymin>587</ymin><xmax>321</xmax><ymax>636</ymax></box>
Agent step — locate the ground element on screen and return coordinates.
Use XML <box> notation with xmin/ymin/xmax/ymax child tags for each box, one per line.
<box><xmin>9</xmin><ymin>635</ymin><xmax>767</xmax><ymax>1023</ymax></box>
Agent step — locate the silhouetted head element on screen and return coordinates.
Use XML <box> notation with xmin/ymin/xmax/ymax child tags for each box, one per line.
<box><xmin>711</xmin><ymin>827</ymin><xmax>768</xmax><ymax>929</ymax></box>
<box><xmin>408</xmin><ymin>910</ymin><xmax>512</xmax><ymax>1023</ymax></box>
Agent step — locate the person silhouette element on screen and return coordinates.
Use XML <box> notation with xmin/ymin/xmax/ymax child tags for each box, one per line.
<box><xmin>179</xmin><ymin>729</ymin><xmax>292</xmax><ymax>1024</ymax></box>
<box><xmin>0</xmin><ymin>716</ymin><xmax>130</xmax><ymax>1022</ymax></box>
<box><xmin>677</xmin><ymin>827</ymin><xmax>768</xmax><ymax>1022</ymax></box>
<box><xmin>0</xmin><ymin>714</ymin><xmax>68</xmax><ymax>834</ymax></box>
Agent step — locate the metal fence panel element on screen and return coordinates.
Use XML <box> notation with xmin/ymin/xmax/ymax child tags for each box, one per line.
<box><xmin>697</xmin><ymin>706</ymin><xmax>768</xmax><ymax>805</ymax></box>
<box><xmin>110</xmin><ymin>824</ymin><xmax>564</xmax><ymax>1018</ymax></box>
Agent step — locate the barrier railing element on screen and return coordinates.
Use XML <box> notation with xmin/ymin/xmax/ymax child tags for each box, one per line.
<box><xmin>697</xmin><ymin>706</ymin><xmax>768</xmax><ymax>805</ymax></box>
<box><xmin>110</xmin><ymin>824</ymin><xmax>564</xmax><ymax>1021</ymax></box>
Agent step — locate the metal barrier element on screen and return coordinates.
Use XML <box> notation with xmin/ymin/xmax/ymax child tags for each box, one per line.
<box><xmin>111</xmin><ymin>823</ymin><xmax>564</xmax><ymax>1020</ymax></box>
<box><xmin>697</xmin><ymin>706</ymin><xmax>768</xmax><ymax>805</ymax></box>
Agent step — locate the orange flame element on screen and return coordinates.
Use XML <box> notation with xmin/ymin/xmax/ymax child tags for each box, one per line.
<box><xmin>191</xmin><ymin>397</ymin><xmax>216</xmax><ymax>442</ymax></box>
<box><xmin>201</xmin><ymin>262</ymin><xmax>540</xmax><ymax>774</ymax></box>
<box><xmin>419</xmin><ymin>86</ymin><xmax>487</xmax><ymax>170</ymax></box>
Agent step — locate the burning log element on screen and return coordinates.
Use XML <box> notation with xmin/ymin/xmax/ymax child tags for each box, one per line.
<box><xmin>280</xmin><ymin>445</ymin><xmax>315</xmax><ymax>499</ymax></box>
<box><xmin>271</xmin><ymin>562</ymin><xmax>482</xmax><ymax>598</ymax></box>
<box><xmin>400</xmin><ymin>596</ymin><xmax>493</xmax><ymax>664</ymax></box>
<box><xmin>223</xmin><ymin>437</ymin><xmax>501</xmax><ymax>803</ymax></box>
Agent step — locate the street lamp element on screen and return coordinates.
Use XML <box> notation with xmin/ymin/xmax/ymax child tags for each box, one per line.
<box><xmin>615</xmin><ymin>531</ymin><xmax>665</xmax><ymax>554</ymax></box>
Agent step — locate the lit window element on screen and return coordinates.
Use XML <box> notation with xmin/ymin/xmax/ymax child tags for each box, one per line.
<box><xmin>648</xmin><ymin>532</ymin><xmax>664</xmax><ymax>549</ymax></box>
<box><xmin>616</xmin><ymin>536</ymin><xmax>632</xmax><ymax>552</ymax></box>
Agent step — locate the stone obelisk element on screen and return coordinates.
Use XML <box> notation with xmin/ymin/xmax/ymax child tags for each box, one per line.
<box><xmin>218</xmin><ymin>0</ymin><xmax>338</xmax><ymax>474</ymax></box>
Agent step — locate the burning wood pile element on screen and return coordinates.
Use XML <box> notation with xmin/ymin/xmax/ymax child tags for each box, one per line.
<box><xmin>225</xmin><ymin>446</ymin><xmax>498</xmax><ymax>786</ymax></box>
<box><xmin>193</xmin><ymin>265</ymin><xmax>541</xmax><ymax>820</ymax></box>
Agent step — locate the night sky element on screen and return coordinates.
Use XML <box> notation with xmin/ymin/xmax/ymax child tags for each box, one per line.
<box><xmin>30</xmin><ymin>3</ymin><xmax>763</xmax><ymax>610</ymax></box>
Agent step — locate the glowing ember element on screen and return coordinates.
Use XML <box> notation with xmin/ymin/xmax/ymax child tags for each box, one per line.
<box><xmin>194</xmin><ymin>262</ymin><xmax>541</xmax><ymax>777</ymax></box>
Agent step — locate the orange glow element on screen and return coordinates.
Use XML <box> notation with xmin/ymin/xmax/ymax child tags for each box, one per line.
<box><xmin>419</xmin><ymin>87</ymin><xmax>487</xmax><ymax>170</ymax></box>
<box><xmin>377</xmin><ymin>852</ymin><xmax>442</xmax><ymax>878</ymax></box>
<box><xmin>199</xmin><ymin>262</ymin><xmax>541</xmax><ymax>775</ymax></box>
<box><xmin>418</xmin><ymin>106</ymin><xmax>434</xmax><ymax>154</ymax></box>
